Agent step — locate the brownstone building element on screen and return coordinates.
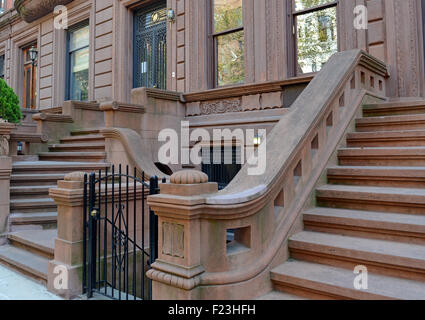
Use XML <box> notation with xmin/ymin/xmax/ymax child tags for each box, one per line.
<box><xmin>0</xmin><ymin>0</ymin><xmax>424</xmax><ymax>300</ymax></box>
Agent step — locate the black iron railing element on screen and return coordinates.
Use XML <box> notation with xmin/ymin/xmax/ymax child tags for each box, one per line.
<box><xmin>83</xmin><ymin>165</ymin><xmax>160</xmax><ymax>300</ymax></box>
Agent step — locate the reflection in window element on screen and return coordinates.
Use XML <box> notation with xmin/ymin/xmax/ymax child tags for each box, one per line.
<box><xmin>295</xmin><ymin>1</ymin><xmax>337</xmax><ymax>74</ymax></box>
<box><xmin>294</xmin><ymin>0</ymin><xmax>336</xmax><ymax>11</ymax></box>
<box><xmin>68</xmin><ymin>23</ymin><xmax>89</xmax><ymax>101</ymax></box>
<box><xmin>213</xmin><ymin>0</ymin><xmax>244</xmax><ymax>86</ymax></box>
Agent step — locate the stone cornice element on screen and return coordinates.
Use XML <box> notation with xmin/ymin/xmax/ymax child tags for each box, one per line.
<box><xmin>183</xmin><ymin>76</ymin><xmax>314</xmax><ymax>103</ymax></box>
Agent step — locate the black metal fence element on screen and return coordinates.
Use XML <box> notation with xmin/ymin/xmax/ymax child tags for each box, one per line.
<box><xmin>82</xmin><ymin>165</ymin><xmax>160</xmax><ymax>300</ymax></box>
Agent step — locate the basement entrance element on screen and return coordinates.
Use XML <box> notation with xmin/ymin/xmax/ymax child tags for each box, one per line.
<box><xmin>83</xmin><ymin>166</ymin><xmax>159</xmax><ymax>300</ymax></box>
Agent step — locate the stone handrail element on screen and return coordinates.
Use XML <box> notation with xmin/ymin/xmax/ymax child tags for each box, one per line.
<box><xmin>147</xmin><ymin>49</ymin><xmax>389</xmax><ymax>299</ymax></box>
<box><xmin>101</xmin><ymin>127</ymin><xmax>169</xmax><ymax>181</ymax></box>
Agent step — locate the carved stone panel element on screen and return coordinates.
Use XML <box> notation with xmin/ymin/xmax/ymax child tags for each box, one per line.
<box><xmin>0</xmin><ymin>136</ymin><xmax>9</xmax><ymax>156</ymax></box>
<box><xmin>199</xmin><ymin>98</ymin><xmax>242</xmax><ymax>115</ymax></box>
<box><xmin>162</xmin><ymin>222</ymin><xmax>185</xmax><ymax>258</ymax></box>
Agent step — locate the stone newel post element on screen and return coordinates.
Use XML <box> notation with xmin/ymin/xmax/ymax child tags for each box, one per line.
<box><xmin>47</xmin><ymin>172</ymin><xmax>86</xmax><ymax>300</ymax></box>
<box><xmin>0</xmin><ymin>156</ymin><xmax>12</xmax><ymax>246</ymax></box>
<box><xmin>147</xmin><ymin>170</ymin><xmax>217</xmax><ymax>300</ymax></box>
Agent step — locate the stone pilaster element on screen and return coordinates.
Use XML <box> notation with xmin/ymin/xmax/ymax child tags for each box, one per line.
<box><xmin>47</xmin><ymin>172</ymin><xmax>86</xmax><ymax>300</ymax></box>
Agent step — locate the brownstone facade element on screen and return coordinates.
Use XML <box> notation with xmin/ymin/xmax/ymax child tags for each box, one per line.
<box><xmin>0</xmin><ymin>0</ymin><xmax>424</xmax><ymax>110</ymax></box>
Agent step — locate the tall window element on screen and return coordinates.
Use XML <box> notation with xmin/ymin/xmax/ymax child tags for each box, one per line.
<box><xmin>67</xmin><ymin>22</ymin><xmax>89</xmax><ymax>101</ymax></box>
<box><xmin>22</xmin><ymin>44</ymin><xmax>37</xmax><ymax>109</ymax></box>
<box><xmin>0</xmin><ymin>55</ymin><xmax>4</xmax><ymax>79</ymax></box>
<box><xmin>291</xmin><ymin>0</ymin><xmax>338</xmax><ymax>75</ymax></box>
<box><xmin>211</xmin><ymin>0</ymin><xmax>244</xmax><ymax>87</ymax></box>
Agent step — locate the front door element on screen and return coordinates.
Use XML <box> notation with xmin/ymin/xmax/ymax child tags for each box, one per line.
<box><xmin>133</xmin><ymin>2</ymin><xmax>167</xmax><ymax>89</ymax></box>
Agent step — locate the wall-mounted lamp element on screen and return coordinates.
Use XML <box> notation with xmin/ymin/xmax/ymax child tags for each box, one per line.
<box><xmin>29</xmin><ymin>45</ymin><xmax>38</xmax><ymax>66</ymax></box>
<box><xmin>253</xmin><ymin>135</ymin><xmax>262</xmax><ymax>147</ymax></box>
<box><xmin>167</xmin><ymin>8</ymin><xmax>176</xmax><ymax>23</ymax></box>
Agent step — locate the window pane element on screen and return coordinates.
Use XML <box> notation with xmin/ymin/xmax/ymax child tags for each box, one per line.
<box><xmin>294</xmin><ymin>0</ymin><xmax>335</xmax><ymax>11</ymax></box>
<box><xmin>70</xmin><ymin>25</ymin><xmax>89</xmax><ymax>51</ymax></box>
<box><xmin>296</xmin><ymin>6</ymin><xmax>337</xmax><ymax>74</ymax></box>
<box><xmin>0</xmin><ymin>55</ymin><xmax>4</xmax><ymax>78</ymax></box>
<box><xmin>217</xmin><ymin>30</ymin><xmax>244</xmax><ymax>86</ymax></box>
<box><xmin>214</xmin><ymin>0</ymin><xmax>243</xmax><ymax>33</ymax></box>
<box><xmin>70</xmin><ymin>47</ymin><xmax>89</xmax><ymax>101</ymax></box>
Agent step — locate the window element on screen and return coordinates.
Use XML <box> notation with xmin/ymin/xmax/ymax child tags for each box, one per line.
<box><xmin>67</xmin><ymin>22</ymin><xmax>89</xmax><ymax>101</ymax></box>
<box><xmin>22</xmin><ymin>44</ymin><xmax>37</xmax><ymax>109</ymax></box>
<box><xmin>0</xmin><ymin>55</ymin><xmax>4</xmax><ymax>79</ymax></box>
<box><xmin>290</xmin><ymin>0</ymin><xmax>338</xmax><ymax>75</ymax></box>
<box><xmin>202</xmin><ymin>143</ymin><xmax>242</xmax><ymax>190</ymax></box>
<box><xmin>211</xmin><ymin>0</ymin><xmax>244</xmax><ymax>87</ymax></box>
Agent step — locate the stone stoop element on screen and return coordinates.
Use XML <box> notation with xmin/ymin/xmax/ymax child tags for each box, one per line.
<box><xmin>262</xmin><ymin>99</ymin><xmax>425</xmax><ymax>300</ymax></box>
<box><xmin>0</xmin><ymin>128</ymin><xmax>111</xmax><ymax>284</ymax></box>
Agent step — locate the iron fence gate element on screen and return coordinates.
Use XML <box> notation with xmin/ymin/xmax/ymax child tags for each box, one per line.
<box><xmin>82</xmin><ymin>165</ymin><xmax>160</xmax><ymax>300</ymax></box>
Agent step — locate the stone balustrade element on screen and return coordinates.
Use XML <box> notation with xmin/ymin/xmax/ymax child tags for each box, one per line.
<box><xmin>147</xmin><ymin>50</ymin><xmax>390</xmax><ymax>300</ymax></box>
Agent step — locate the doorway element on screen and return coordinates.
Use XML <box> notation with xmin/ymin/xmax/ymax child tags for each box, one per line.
<box><xmin>133</xmin><ymin>2</ymin><xmax>167</xmax><ymax>89</ymax></box>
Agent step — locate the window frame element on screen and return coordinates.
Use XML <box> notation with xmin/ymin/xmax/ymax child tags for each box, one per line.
<box><xmin>208</xmin><ymin>0</ymin><xmax>245</xmax><ymax>88</ymax></box>
<box><xmin>66</xmin><ymin>19</ymin><xmax>90</xmax><ymax>101</ymax></box>
<box><xmin>22</xmin><ymin>43</ymin><xmax>38</xmax><ymax>109</ymax></box>
<box><xmin>287</xmin><ymin>0</ymin><xmax>339</xmax><ymax>77</ymax></box>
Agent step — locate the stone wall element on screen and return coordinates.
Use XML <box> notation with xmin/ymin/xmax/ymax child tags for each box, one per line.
<box><xmin>0</xmin><ymin>0</ymin><xmax>423</xmax><ymax>111</ymax></box>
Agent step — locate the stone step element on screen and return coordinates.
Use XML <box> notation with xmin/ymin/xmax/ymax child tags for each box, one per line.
<box><xmin>256</xmin><ymin>291</ymin><xmax>306</xmax><ymax>300</ymax></box>
<box><xmin>60</xmin><ymin>134</ymin><xmax>105</xmax><ymax>144</ymax></box>
<box><xmin>39</xmin><ymin>152</ymin><xmax>107</xmax><ymax>163</ymax></box>
<box><xmin>347</xmin><ymin>130</ymin><xmax>425</xmax><ymax>147</ymax></box>
<box><xmin>316</xmin><ymin>184</ymin><xmax>425</xmax><ymax>215</ymax></box>
<box><xmin>271</xmin><ymin>260</ymin><xmax>425</xmax><ymax>300</ymax></box>
<box><xmin>338</xmin><ymin>147</ymin><xmax>425</xmax><ymax>166</ymax></box>
<box><xmin>10</xmin><ymin>198</ymin><xmax>56</xmax><ymax>213</ymax></box>
<box><xmin>48</xmin><ymin>142</ymin><xmax>105</xmax><ymax>152</ymax></box>
<box><xmin>327</xmin><ymin>166</ymin><xmax>425</xmax><ymax>188</ymax></box>
<box><xmin>356</xmin><ymin>114</ymin><xmax>425</xmax><ymax>132</ymax></box>
<box><xmin>289</xmin><ymin>231</ymin><xmax>425</xmax><ymax>281</ymax></box>
<box><xmin>10</xmin><ymin>185</ymin><xmax>56</xmax><ymax>199</ymax></box>
<box><xmin>12</xmin><ymin>161</ymin><xmax>110</xmax><ymax>174</ymax></box>
<box><xmin>363</xmin><ymin>100</ymin><xmax>425</xmax><ymax>117</ymax></box>
<box><xmin>70</xmin><ymin>128</ymin><xmax>102</xmax><ymax>136</ymax></box>
<box><xmin>0</xmin><ymin>245</ymin><xmax>49</xmax><ymax>284</ymax></box>
<box><xmin>9</xmin><ymin>212</ymin><xmax>58</xmax><ymax>227</ymax></box>
<box><xmin>8</xmin><ymin>229</ymin><xmax>56</xmax><ymax>259</ymax></box>
<box><xmin>303</xmin><ymin>207</ymin><xmax>425</xmax><ymax>245</ymax></box>
<box><xmin>11</xmin><ymin>173</ymin><xmax>65</xmax><ymax>186</ymax></box>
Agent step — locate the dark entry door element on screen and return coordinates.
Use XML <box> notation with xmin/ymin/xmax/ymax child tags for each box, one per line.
<box><xmin>134</xmin><ymin>2</ymin><xmax>167</xmax><ymax>89</ymax></box>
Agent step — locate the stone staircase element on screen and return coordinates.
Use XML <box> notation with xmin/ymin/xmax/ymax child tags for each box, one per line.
<box><xmin>0</xmin><ymin>128</ymin><xmax>110</xmax><ymax>284</ymax></box>
<box><xmin>265</xmin><ymin>100</ymin><xmax>425</xmax><ymax>300</ymax></box>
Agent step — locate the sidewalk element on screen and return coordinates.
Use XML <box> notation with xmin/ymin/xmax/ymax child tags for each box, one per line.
<box><xmin>0</xmin><ymin>264</ymin><xmax>62</xmax><ymax>300</ymax></box>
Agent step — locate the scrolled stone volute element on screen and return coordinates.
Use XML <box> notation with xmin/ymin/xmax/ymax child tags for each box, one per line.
<box><xmin>64</xmin><ymin>172</ymin><xmax>86</xmax><ymax>182</ymax></box>
<box><xmin>170</xmin><ymin>170</ymin><xmax>208</xmax><ymax>185</ymax></box>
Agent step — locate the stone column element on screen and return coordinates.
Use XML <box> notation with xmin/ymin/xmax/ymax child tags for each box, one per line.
<box><xmin>0</xmin><ymin>156</ymin><xmax>12</xmax><ymax>246</ymax></box>
<box><xmin>47</xmin><ymin>172</ymin><xmax>86</xmax><ymax>300</ymax></box>
<box><xmin>147</xmin><ymin>170</ymin><xmax>217</xmax><ymax>300</ymax></box>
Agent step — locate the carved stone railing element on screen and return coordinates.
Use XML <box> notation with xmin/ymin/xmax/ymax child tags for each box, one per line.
<box><xmin>14</xmin><ymin>0</ymin><xmax>73</xmax><ymax>23</ymax></box>
<box><xmin>147</xmin><ymin>49</ymin><xmax>389</xmax><ymax>300</ymax></box>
